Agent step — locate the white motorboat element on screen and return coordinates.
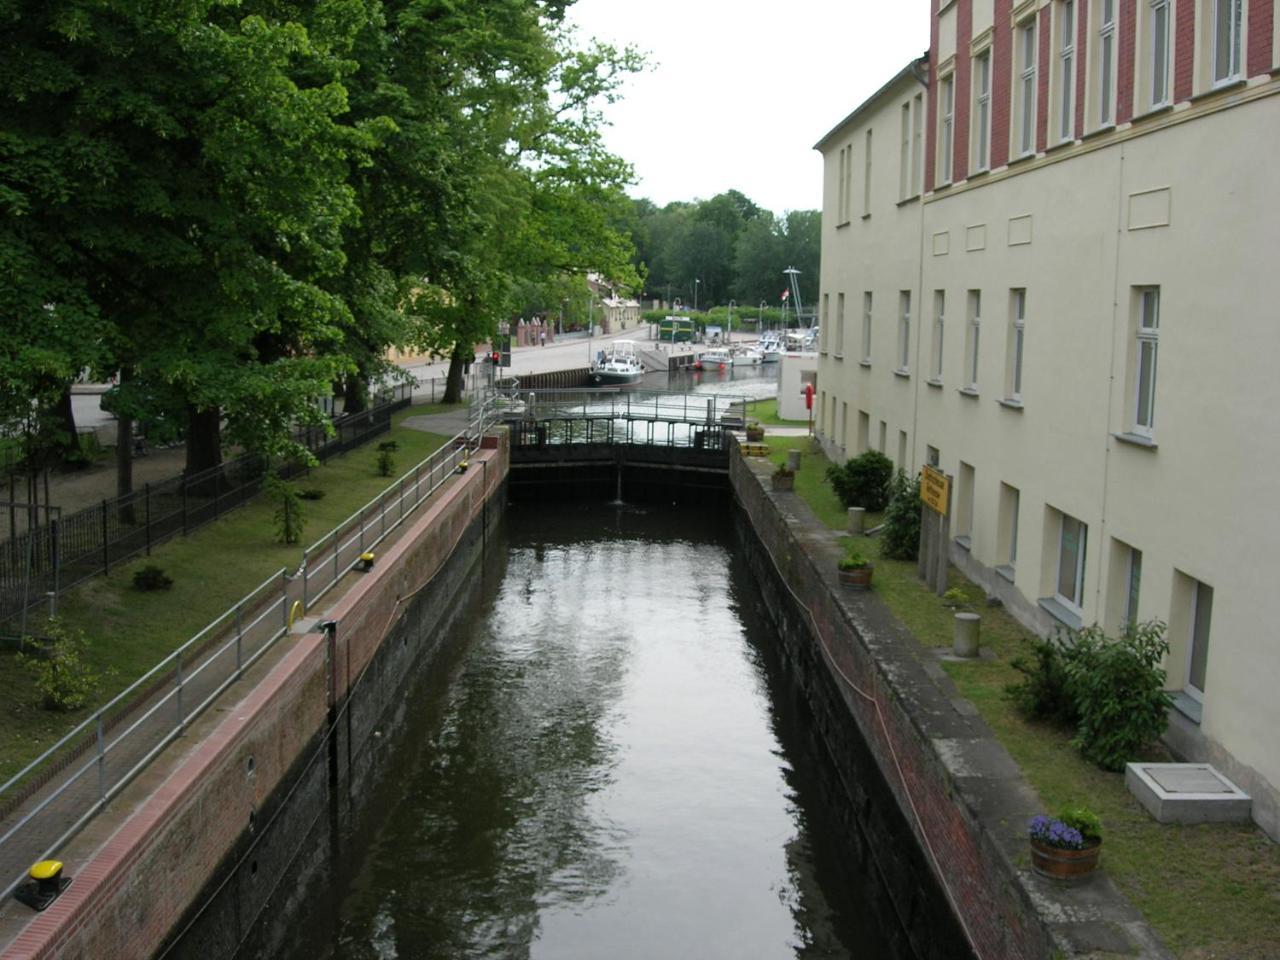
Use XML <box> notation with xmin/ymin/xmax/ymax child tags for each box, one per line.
<box><xmin>757</xmin><ymin>334</ymin><xmax>783</xmax><ymax>363</ymax></box>
<box><xmin>589</xmin><ymin>339</ymin><xmax>645</xmax><ymax>386</ymax></box>
<box><xmin>694</xmin><ymin>348</ymin><xmax>734</xmax><ymax>370</ymax></box>
<box><xmin>732</xmin><ymin>345</ymin><xmax>764</xmax><ymax>366</ymax></box>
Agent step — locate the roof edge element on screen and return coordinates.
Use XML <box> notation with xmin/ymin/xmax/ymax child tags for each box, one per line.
<box><xmin>812</xmin><ymin>53</ymin><xmax>930</xmax><ymax>152</ymax></box>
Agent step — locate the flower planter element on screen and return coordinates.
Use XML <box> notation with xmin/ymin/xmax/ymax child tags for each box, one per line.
<box><xmin>771</xmin><ymin>473</ymin><xmax>795</xmax><ymax>491</ymax></box>
<box><xmin>745</xmin><ymin>427</ymin><xmax>765</xmax><ymax>442</ymax></box>
<box><xmin>838</xmin><ymin>565</ymin><xmax>873</xmax><ymax>589</ymax></box>
<box><xmin>1030</xmin><ymin>838</ymin><xmax>1101</xmax><ymax>881</ymax></box>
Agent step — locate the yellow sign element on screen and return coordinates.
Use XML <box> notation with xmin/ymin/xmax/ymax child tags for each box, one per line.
<box><xmin>921</xmin><ymin>465</ymin><xmax>950</xmax><ymax>515</ymax></box>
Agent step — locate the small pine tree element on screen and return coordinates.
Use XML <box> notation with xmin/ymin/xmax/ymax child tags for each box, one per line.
<box><xmin>18</xmin><ymin>618</ymin><xmax>102</xmax><ymax>712</ymax></box>
<box><xmin>269</xmin><ymin>475</ymin><xmax>306</xmax><ymax>545</ymax></box>
<box><xmin>880</xmin><ymin>470</ymin><xmax>922</xmax><ymax>560</ymax></box>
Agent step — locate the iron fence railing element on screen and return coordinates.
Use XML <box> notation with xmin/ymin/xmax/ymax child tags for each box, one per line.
<box><xmin>0</xmin><ymin>387</ymin><xmax>413</xmax><ymax>635</ymax></box>
<box><xmin>0</xmin><ymin>391</ymin><xmax>500</xmax><ymax>904</ymax></box>
<box><xmin>497</xmin><ymin>388</ymin><xmax>735</xmax><ymax>450</ymax></box>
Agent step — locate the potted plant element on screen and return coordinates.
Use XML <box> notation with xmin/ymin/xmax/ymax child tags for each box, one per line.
<box><xmin>1028</xmin><ymin>807</ymin><xmax>1103</xmax><ymax>880</ymax></box>
<box><xmin>838</xmin><ymin>544</ymin><xmax>874</xmax><ymax>588</ymax></box>
<box><xmin>771</xmin><ymin>464</ymin><xmax>795</xmax><ymax>491</ymax></box>
<box><xmin>745</xmin><ymin>421</ymin><xmax>765</xmax><ymax>442</ymax></box>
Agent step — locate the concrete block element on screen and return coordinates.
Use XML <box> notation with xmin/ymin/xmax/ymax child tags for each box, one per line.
<box><xmin>1125</xmin><ymin>762</ymin><xmax>1252</xmax><ymax>825</ymax></box>
<box><xmin>952</xmin><ymin>612</ymin><xmax>980</xmax><ymax>657</ymax></box>
<box><xmin>847</xmin><ymin>507</ymin><xmax>865</xmax><ymax>535</ymax></box>
<box><xmin>786</xmin><ymin>449</ymin><xmax>801</xmax><ymax>472</ymax></box>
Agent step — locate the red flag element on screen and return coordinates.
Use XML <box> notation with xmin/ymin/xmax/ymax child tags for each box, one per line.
<box><xmin>781</xmin><ymin>289</ymin><xmax>789</xmax><ymax>301</ymax></box>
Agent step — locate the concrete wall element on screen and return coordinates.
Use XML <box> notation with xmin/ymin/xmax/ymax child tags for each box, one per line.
<box><xmin>730</xmin><ymin>446</ymin><xmax>1168</xmax><ymax>960</ymax></box>
<box><xmin>3</xmin><ymin>438</ymin><xmax>509</xmax><ymax>960</ymax></box>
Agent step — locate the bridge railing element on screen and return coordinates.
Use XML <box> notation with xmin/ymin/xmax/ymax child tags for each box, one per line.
<box><xmin>496</xmin><ymin>388</ymin><xmax>740</xmax><ymax>426</ymax></box>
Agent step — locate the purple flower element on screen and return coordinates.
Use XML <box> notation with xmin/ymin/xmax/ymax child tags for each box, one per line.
<box><xmin>1028</xmin><ymin>814</ymin><xmax>1087</xmax><ymax>850</ymax></box>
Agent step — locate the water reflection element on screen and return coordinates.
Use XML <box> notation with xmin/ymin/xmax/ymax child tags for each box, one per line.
<box><xmin>292</xmin><ymin>504</ymin><xmax>910</xmax><ymax>960</ymax></box>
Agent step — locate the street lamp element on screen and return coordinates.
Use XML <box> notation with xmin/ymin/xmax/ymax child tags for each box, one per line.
<box><xmin>727</xmin><ymin>300</ymin><xmax>736</xmax><ymax>344</ymax></box>
<box><xmin>559</xmin><ymin>298</ymin><xmax>567</xmax><ymax>336</ymax></box>
<box><xmin>693</xmin><ymin>278</ymin><xmax>700</xmax><ymax>313</ymax></box>
<box><xmin>759</xmin><ymin>300</ymin><xmax>767</xmax><ymax>331</ymax></box>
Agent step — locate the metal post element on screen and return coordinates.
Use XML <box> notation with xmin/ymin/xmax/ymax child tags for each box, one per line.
<box><xmin>51</xmin><ymin>516</ymin><xmax>59</xmax><ymax>609</ymax></box>
<box><xmin>236</xmin><ymin>602</ymin><xmax>244</xmax><ymax>672</ymax></box>
<box><xmin>399</xmin><ymin>478</ymin><xmax>405</xmax><ymax>521</ymax></box>
<box><xmin>145</xmin><ymin>483</ymin><xmax>152</xmax><ymax>556</ymax></box>
<box><xmin>415</xmin><ymin>463</ymin><xmax>421</xmax><ymax>507</ymax></box>
<box><xmin>176</xmin><ymin>656</ymin><xmax>185</xmax><ymax>731</ymax></box>
<box><xmin>101</xmin><ymin>499</ymin><xmax>109</xmax><ymax>574</ymax></box>
<box><xmin>302</xmin><ymin>553</ymin><xmax>309</xmax><ymax>609</ymax></box>
<box><xmin>380</xmin><ymin>492</ymin><xmax>386</xmax><ymax>537</ymax></box>
<box><xmin>280</xmin><ymin>569</ymin><xmax>288</xmax><ymax>627</ymax></box>
<box><xmin>96</xmin><ymin>715</ymin><xmax>105</xmax><ymax>800</ymax></box>
<box><xmin>332</xmin><ymin>529</ymin><xmax>339</xmax><ymax>585</ymax></box>
<box><xmin>182</xmin><ymin>481</ymin><xmax>188</xmax><ymax>535</ymax></box>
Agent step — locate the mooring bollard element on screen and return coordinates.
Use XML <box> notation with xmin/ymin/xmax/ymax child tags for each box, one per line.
<box><xmin>953</xmin><ymin>612</ymin><xmax>981</xmax><ymax>658</ymax></box>
<box><xmin>847</xmin><ymin>507</ymin><xmax>865</xmax><ymax>535</ymax></box>
<box><xmin>786</xmin><ymin>449</ymin><xmax>801</xmax><ymax>473</ymax></box>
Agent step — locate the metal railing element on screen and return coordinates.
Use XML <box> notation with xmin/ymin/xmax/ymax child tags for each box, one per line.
<box><xmin>0</xmin><ymin>392</ymin><xmax>501</xmax><ymax>903</ymax></box>
<box><xmin>500</xmin><ymin>389</ymin><xmax>736</xmax><ymax>450</ymax></box>
<box><xmin>0</xmin><ymin>568</ymin><xmax>294</xmax><ymax>902</ymax></box>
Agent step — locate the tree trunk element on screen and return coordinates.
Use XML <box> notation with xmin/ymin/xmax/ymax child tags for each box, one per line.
<box><xmin>443</xmin><ymin>345</ymin><xmax>467</xmax><ymax>404</ymax></box>
<box><xmin>53</xmin><ymin>386</ymin><xmax>79</xmax><ymax>462</ymax></box>
<box><xmin>185</xmin><ymin>404</ymin><xmax>222</xmax><ymax>475</ymax></box>
<box><xmin>342</xmin><ymin>376</ymin><xmax>368</xmax><ymax>415</ymax></box>
<box><xmin>116</xmin><ymin>412</ymin><xmax>135</xmax><ymax>523</ymax></box>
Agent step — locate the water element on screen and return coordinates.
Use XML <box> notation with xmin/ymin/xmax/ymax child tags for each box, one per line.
<box><xmin>286</xmin><ymin>502</ymin><xmax>911</xmax><ymax>960</ymax></box>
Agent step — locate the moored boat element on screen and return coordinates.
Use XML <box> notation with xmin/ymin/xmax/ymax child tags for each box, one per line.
<box><xmin>589</xmin><ymin>339</ymin><xmax>645</xmax><ymax>385</ymax></box>
<box><xmin>693</xmin><ymin>348</ymin><xmax>734</xmax><ymax>371</ymax></box>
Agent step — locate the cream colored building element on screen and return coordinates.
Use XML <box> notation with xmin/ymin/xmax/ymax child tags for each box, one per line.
<box><xmin>815</xmin><ymin>0</ymin><xmax>1280</xmax><ymax>837</ymax></box>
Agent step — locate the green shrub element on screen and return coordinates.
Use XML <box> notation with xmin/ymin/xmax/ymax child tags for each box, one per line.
<box><xmin>879</xmin><ymin>470</ymin><xmax>921</xmax><ymax>561</ymax></box>
<box><xmin>18</xmin><ymin>619</ymin><xmax>101</xmax><ymax>712</ymax></box>
<box><xmin>269</xmin><ymin>475</ymin><xmax>306</xmax><ymax>545</ymax></box>
<box><xmin>298</xmin><ymin>488</ymin><xmax>326</xmax><ymax>501</ymax></box>
<box><xmin>1063</xmin><ymin>620</ymin><xmax>1173</xmax><ymax>771</ymax></box>
<box><xmin>132</xmin><ymin>564</ymin><xmax>174</xmax><ymax>591</ymax></box>
<box><xmin>838</xmin><ymin>543</ymin><xmax>871</xmax><ymax>570</ymax></box>
<box><xmin>826</xmin><ymin>450</ymin><xmax>894</xmax><ymax>511</ymax></box>
<box><xmin>1057</xmin><ymin>805</ymin><xmax>1103</xmax><ymax>844</ymax></box>
<box><xmin>1006</xmin><ymin>633</ymin><xmax>1080</xmax><ymax>726</ymax></box>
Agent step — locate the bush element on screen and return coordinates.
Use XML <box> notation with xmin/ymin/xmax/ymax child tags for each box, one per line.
<box><xmin>18</xmin><ymin>619</ymin><xmax>102</xmax><ymax>712</ymax></box>
<box><xmin>879</xmin><ymin>470</ymin><xmax>921</xmax><ymax>561</ymax></box>
<box><xmin>1006</xmin><ymin>632</ymin><xmax>1080</xmax><ymax>726</ymax></box>
<box><xmin>1063</xmin><ymin>620</ymin><xmax>1173</xmax><ymax>771</ymax></box>
<box><xmin>298</xmin><ymin>488</ymin><xmax>326</xmax><ymax>501</ymax></box>
<box><xmin>132</xmin><ymin>564</ymin><xmax>174</xmax><ymax>591</ymax></box>
<box><xmin>826</xmin><ymin>450</ymin><xmax>894</xmax><ymax>511</ymax></box>
<box><xmin>269</xmin><ymin>475</ymin><xmax>306</xmax><ymax>545</ymax></box>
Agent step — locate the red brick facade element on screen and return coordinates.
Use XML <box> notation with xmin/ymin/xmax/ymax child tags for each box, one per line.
<box><xmin>1174</xmin><ymin>0</ymin><xmax>1197</xmax><ymax>102</ymax></box>
<box><xmin>1036</xmin><ymin>5</ymin><xmax>1052</xmax><ymax>151</ymax></box>
<box><xmin>1117</xmin><ymin>0</ymin><xmax>1137</xmax><ymax>122</ymax></box>
<box><xmin>954</xmin><ymin>0</ymin><xmax>974</xmax><ymax>182</ymax></box>
<box><xmin>991</xmin><ymin>1</ymin><xmax>1014</xmax><ymax>169</ymax></box>
<box><xmin>1075</xmin><ymin>0</ymin><xmax>1090</xmax><ymax>137</ymax></box>
<box><xmin>925</xmin><ymin>0</ymin><xmax>941</xmax><ymax>191</ymax></box>
<box><xmin>1249</xmin><ymin>0</ymin><xmax>1276</xmax><ymax>75</ymax></box>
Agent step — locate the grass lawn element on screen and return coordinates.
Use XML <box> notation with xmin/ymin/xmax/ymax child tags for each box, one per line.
<box><xmin>0</xmin><ymin>403</ymin><xmax>457</xmax><ymax>780</ymax></box>
<box><xmin>742</xmin><ymin>396</ymin><xmax>809</xmax><ymax>427</ymax></box>
<box><xmin>773</xmin><ymin>448</ymin><xmax>1280</xmax><ymax>959</ymax></box>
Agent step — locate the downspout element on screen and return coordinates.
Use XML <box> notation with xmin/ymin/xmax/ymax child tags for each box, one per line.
<box><xmin>910</xmin><ymin>55</ymin><xmax>930</xmax><ymax>476</ymax></box>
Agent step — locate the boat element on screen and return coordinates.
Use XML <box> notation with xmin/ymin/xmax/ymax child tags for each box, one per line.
<box><xmin>693</xmin><ymin>348</ymin><xmax>734</xmax><ymax>371</ymax></box>
<box><xmin>732</xmin><ymin>344</ymin><xmax>764</xmax><ymax>366</ymax></box>
<box><xmin>757</xmin><ymin>334</ymin><xmax>783</xmax><ymax>363</ymax></box>
<box><xmin>589</xmin><ymin>339</ymin><xmax>645</xmax><ymax>386</ymax></box>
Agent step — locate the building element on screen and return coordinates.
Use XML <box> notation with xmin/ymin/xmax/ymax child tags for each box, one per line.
<box><xmin>814</xmin><ymin>0</ymin><xmax>1280</xmax><ymax>837</ymax></box>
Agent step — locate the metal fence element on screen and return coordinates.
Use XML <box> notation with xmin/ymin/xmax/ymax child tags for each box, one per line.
<box><xmin>498</xmin><ymin>389</ymin><xmax>736</xmax><ymax>450</ymax></box>
<box><xmin>0</xmin><ymin>387</ymin><xmax>413</xmax><ymax>636</ymax></box>
<box><xmin>0</xmin><ymin>392</ymin><xmax>499</xmax><ymax>903</ymax></box>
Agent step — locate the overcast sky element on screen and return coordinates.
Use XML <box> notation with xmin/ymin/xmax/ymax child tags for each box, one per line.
<box><xmin>565</xmin><ymin>1</ymin><xmax>927</xmax><ymax>216</ymax></box>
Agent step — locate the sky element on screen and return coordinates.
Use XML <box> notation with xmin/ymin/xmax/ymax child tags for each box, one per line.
<box><xmin>565</xmin><ymin>1</ymin><xmax>928</xmax><ymax>216</ymax></box>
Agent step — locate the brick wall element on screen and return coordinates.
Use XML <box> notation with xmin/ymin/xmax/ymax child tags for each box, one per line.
<box><xmin>926</xmin><ymin>0</ymin><xmax>941</xmax><ymax>191</ymax></box>
<box><xmin>1076</xmin><ymin>0</ymin><xmax>1090</xmax><ymax>137</ymax></box>
<box><xmin>1174</xmin><ymin>0</ymin><xmax>1196</xmax><ymax>102</ymax></box>
<box><xmin>991</xmin><ymin>0</ymin><xmax>1013</xmax><ymax>169</ymax></box>
<box><xmin>954</xmin><ymin>0</ymin><xmax>974</xmax><ymax>182</ymax></box>
<box><xmin>1117</xmin><ymin>0</ymin><xmax>1137</xmax><ymax>122</ymax></box>
<box><xmin>1248</xmin><ymin>0</ymin><xmax>1275</xmax><ymax>75</ymax></box>
<box><xmin>1037</xmin><ymin>5</ymin><xmax>1052</xmax><ymax>151</ymax></box>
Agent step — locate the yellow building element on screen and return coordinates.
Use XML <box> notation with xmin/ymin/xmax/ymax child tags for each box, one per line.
<box><xmin>815</xmin><ymin>0</ymin><xmax>1280</xmax><ymax>837</ymax></box>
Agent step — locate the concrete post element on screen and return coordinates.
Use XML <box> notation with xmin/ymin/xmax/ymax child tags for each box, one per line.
<box><xmin>787</xmin><ymin>449</ymin><xmax>801</xmax><ymax>473</ymax></box>
<box><xmin>953</xmin><ymin>612</ymin><xmax>981</xmax><ymax>657</ymax></box>
<box><xmin>847</xmin><ymin>507</ymin><xmax>865</xmax><ymax>535</ymax></box>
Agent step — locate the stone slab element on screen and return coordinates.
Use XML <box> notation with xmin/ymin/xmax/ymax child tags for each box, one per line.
<box><xmin>1125</xmin><ymin>762</ymin><xmax>1252</xmax><ymax>824</ymax></box>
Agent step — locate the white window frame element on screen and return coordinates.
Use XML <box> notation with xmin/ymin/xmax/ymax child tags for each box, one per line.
<box><xmin>1124</xmin><ymin>547</ymin><xmax>1143</xmax><ymax>630</ymax></box>
<box><xmin>932</xmin><ymin>290</ymin><xmax>946</xmax><ymax>382</ymax></box>
<box><xmin>1212</xmin><ymin>0</ymin><xmax>1244</xmax><ymax>85</ymax></box>
<box><xmin>974</xmin><ymin>50</ymin><xmax>992</xmax><ymax>171</ymax></box>
<box><xmin>1059</xmin><ymin>1</ymin><xmax>1077</xmax><ymax>142</ymax></box>
<box><xmin>1150</xmin><ymin>0</ymin><xmax>1171</xmax><ymax>107</ymax></box>
<box><xmin>1134</xmin><ymin>287</ymin><xmax>1159</xmax><ymax>436</ymax></box>
<box><xmin>1010</xmin><ymin>289</ymin><xmax>1026</xmax><ymax>401</ymax></box>
<box><xmin>864</xmin><ymin>128</ymin><xmax>873</xmax><ymax>215</ymax></box>
<box><xmin>965</xmin><ymin>290</ymin><xmax>982</xmax><ymax>390</ymax></box>
<box><xmin>911</xmin><ymin>93</ymin><xmax>924</xmax><ymax>196</ymax></box>
<box><xmin>1017</xmin><ymin>19</ymin><xmax>1039</xmax><ymax>156</ymax></box>
<box><xmin>1186</xmin><ymin>578</ymin><xmax>1213</xmax><ymax>700</ymax></box>
<box><xmin>1055</xmin><ymin>513</ymin><xmax>1088</xmax><ymax>612</ymax></box>
<box><xmin>835</xmin><ymin>292</ymin><xmax>845</xmax><ymax>357</ymax></box>
<box><xmin>897</xmin><ymin>291</ymin><xmax>912</xmax><ymax>372</ymax></box>
<box><xmin>899</xmin><ymin>102</ymin><xmax>912</xmax><ymax>200</ymax></box>
<box><xmin>1098</xmin><ymin>0</ymin><xmax>1117</xmax><ymax>126</ymax></box>
<box><xmin>861</xmin><ymin>292</ymin><xmax>873</xmax><ymax>363</ymax></box>
<box><xmin>820</xmin><ymin>294</ymin><xmax>829</xmax><ymax>354</ymax></box>
<box><xmin>1007</xmin><ymin>488</ymin><xmax>1020</xmax><ymax>566</ymax></box>
<box><xmin>940</xmin><ymin>74</ymin><xmax>955</xmax><ymax>184</ymax></box>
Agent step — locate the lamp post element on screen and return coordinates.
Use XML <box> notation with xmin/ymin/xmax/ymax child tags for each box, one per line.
<box><xmin>559</xmin><ymin>299</ymin><xmax>566</xmax><ymax>336</ymax></box>
<box><xmin>693</xmin><ymin>278</ymin><xmax>700</xmax><ymax>313</ymax></box>
<box><xmin>759</xmin><ymin>300</ymin><xmax>767</xmax><ymax>332</ymax></box>
<box><xmin>727</xmin><ymin>299</ymin><xmax>736</xmax><ymax>345</ymax></box>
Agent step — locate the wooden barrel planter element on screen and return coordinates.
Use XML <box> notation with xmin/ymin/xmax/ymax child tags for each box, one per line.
<box><xmin>1030</xmin><ymin>839</ymin><xmax>1101</xmax><ymax>880</ymax></box>
<box><xmin>838</xmin><ymin>566</ymin><xmax>874</xmax><ymax>589</ymax></box>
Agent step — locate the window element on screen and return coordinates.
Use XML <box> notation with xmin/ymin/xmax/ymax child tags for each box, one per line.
<box><xmin>931</xmin><ymin>290</ymin><xmax>946</xmax><ymax>382</ymax></box>
<box><xmin>926</xmin><ymin>445</ymin><xmax>940</xmax><ymax>468</ymax></box>
<box><xmin>1213</xmin><ymin>0</ymin><xmax>1243</xmax><ymax>85</ymax></box>
<box><xmin>1007</xmin><ymin>289</ymin><xmax>1027</xmax><ymax>401</ymax></box>
<box><xmin>900</xmin><ymin>102</ymin><xmax>911</xmax><ymax>199</ymax></box>
<box><xmin>911</xmin><ymin>94</ymin><xmax>924</xmax><ymax>194</ymax></box>
<box><xmin>897</xmin><ymin>291</ymin><xmax>911</xmax><ymax>372</ymax></box>
<box><xmin>1134</xmin><ymin>287</ymin><xmax>1159</xmax><ymax>435</ymax></box>
<box><xmin>878</xmin><ymin>420</ymin><xmax>887</xmax><ymax>453</ymax></box>
<box><xmin>998</xmin><ymin>484</ymin><xmax>1020</xmax><ymax>572</ymax></box>
<box><xmin>820</xmin><ymin>294</ymin><xmax>829</xmax><ymax>354</ymax></box>
<box><xmin>1016</xmin><ymin>19</ymin><xmax>1038</xmax><ymax>156</ymax></box>
<box><xmin>864</xmin><ymin>128</ymin><xmax>873</xmax><ymax>215</ymax></box>
<box><xmin>956</xmin><ymin>461</ymin><xmax>975</xmax><ymax>541</ymax></box>
<box><xmin>1125</xmin><ymin>548</ymin><xmax>1143</xmax><ymax>629</ymax></box>
<box><xmin>1150</xmin><ymin>0</ymin><xmax>1171</xmax><ymax>106</ymax></box>
<box><xmin>837</xmin><ymin>144</ymin><xmax>855</xmax><ymax>222</ymax></box>
<box><xmin>835</xmin><ymin>292</ymin><xmax>845</xmax><ymax>357</ymax></box>
<box><xmin>841</xmin><ymin>401</ymin><xmax>849</xmax><ymax>452</ymax></box>
<box><xmin>939</xmin><ymin>75</ymin><xmax>955</xmax><ymax>184</ymax></box>
<box><xmin>974</xmin><ymin>50</ymin><xmax>992</xmax><ymax>171</ymax></box>
<box><xmin>964</xmin><ymin>290</ymin><xmax>981</xmax><ymax>390</ymax></box>
<box><xmin>1056</xmin><ymin>512</ymin><xmax>1088</xmax><ymax>611</ymax></box>
<box><xmin>857</xmin><ymin>410</ymin><xmax>871</xmax><ymax>452</ymax></box>
<box><xmin>1098</xmin><ymin>0</ymin><xmax>1116</xmax><ymax>125</ymax></box>
<box><xmin>898</xmin><ymin>430</ymin><xmax>909</xmax><ymax>470</ymax></box>
<box><xmin>1186</xmin><ymin>579</ymin><xmax>1213</xmax><ymax>699</ymax></box>
<box><xmin>1059</xmin><ymin>1</ymin><xmax>1076</xmax><ymax>141</ymax></box>
<box><xmin>861</xmin><ymin>292</ymin><xmax>873</xmax><ymax>363</ymax></box>
<box><xmin>837</xmin><ymin>149</ymin><xmax>846</xmax><ymax>222</ymax></box>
